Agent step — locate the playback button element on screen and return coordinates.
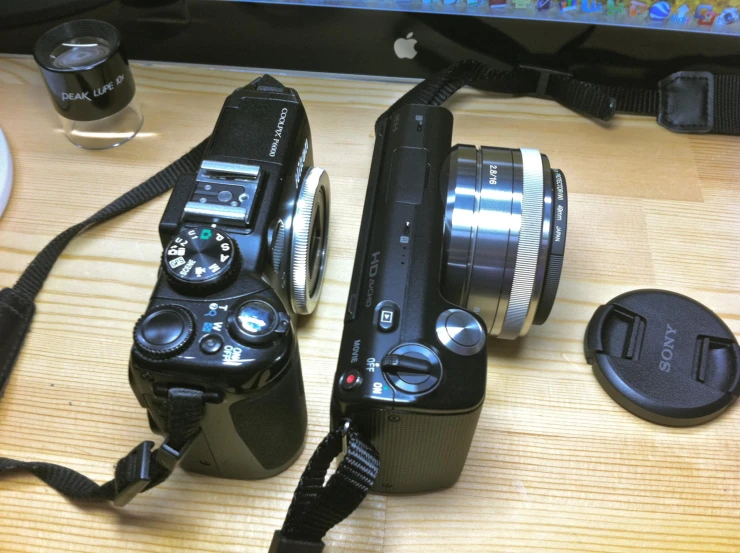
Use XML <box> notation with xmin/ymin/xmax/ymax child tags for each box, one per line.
<box><xmin>376</xmin><ymin>301</ymin><xmax>400</xmax><ymax>332</ymax></box>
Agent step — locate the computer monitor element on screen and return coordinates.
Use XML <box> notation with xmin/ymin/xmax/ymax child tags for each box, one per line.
<box><xmin>1</xmin><ymin>0</ymin><xmax>738</xmax><ymax>82</ymax></box>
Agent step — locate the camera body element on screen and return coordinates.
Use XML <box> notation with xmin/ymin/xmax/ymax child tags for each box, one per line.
<box><xmin>332</xmin><ymin>102</ymin><xmax>566</xmax><ymax>493</ymax></box>
<box><xmin>331</xmin><ymin>105</ymin><xmax>488</xmax><ymax>493</ymax></box>
<box><xmin>129</xmin><ymin>76</ymin><xmax>329</xmax><ymax>480</ymax></box>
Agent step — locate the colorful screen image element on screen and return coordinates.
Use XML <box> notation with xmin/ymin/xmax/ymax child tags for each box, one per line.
<box><xmin>227</xmin><ymin>0</ymin><xmax>740</xmax><ymax>33</ymax></box>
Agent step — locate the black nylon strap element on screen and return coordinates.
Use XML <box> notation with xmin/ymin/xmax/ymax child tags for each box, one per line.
<box><xmin>378</xmin><ymin>59</ymin><xmax>740</xmax><ymax>136</ymax></box>
<box><xmin>714</xmin><ymin>74</ymin><xmax>740</xmax><ymax>135</ymax></box>
<box><xmin>0</xmin><ymin>138</ymin><xmax>209</xmax><ymax>505</ymax></box>
<box><xmin>0</xmin><ymin>138</ymin><xmax>209</xmax><ymax>398</ymax></box>
<box><xmin>0</xmin><ymin>288</ymin><xmax>35</xmax><ymax>397</ymax></box>
<box><xmin>0</xmin><ymin>387</ymin><xmax>204</xmax><ymax>504</ymax></box>
<box><xmin>377</xmin><ymin>60</ymin><xmax>617</xmax><ymax>133</ymax></box>
<box><xmin>270</xmin><ymin>423</ymin><xmax>379</xmax><ymax>553</ymax></box>
<box><xmin>567</xmin><ymin>73</ymin><xmax>739</xmax><ymax>135</ymax></box>
<box><xmin>14</xmin><ymin>138</ymin><xmax>209</xmax><ymax>300</ymax></box>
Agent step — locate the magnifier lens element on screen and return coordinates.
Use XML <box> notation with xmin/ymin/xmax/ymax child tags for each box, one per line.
<box><xmin>49</xmin><ymin>37</ymin><xmax>112</xmax><ymax>70</ymax></box>
<box><xmin>33</xmin><ymin>21</ymin><xmax>143</xmax><ymax>150</ymax></box>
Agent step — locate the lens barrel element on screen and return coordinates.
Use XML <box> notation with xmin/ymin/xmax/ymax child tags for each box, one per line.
<box><xmin>441</xmin><ymin>145</ymin><xmax>567</xmax><ymax>339</ymax></box>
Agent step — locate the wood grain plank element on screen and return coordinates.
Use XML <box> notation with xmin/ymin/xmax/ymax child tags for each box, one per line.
<box><xmin>0</xmin><ymin>55</ymin><xmax>738</xmax><ymax>553</ymax></box>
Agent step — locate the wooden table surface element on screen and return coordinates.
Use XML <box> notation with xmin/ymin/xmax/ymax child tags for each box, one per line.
<box><xmin>0</xmin><ymin>55</ymin><xmax>738</xmax><ymax>553</ymax></box>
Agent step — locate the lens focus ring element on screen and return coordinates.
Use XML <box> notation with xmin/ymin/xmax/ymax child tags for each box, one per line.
<box><xmin>498</xmin><ymin>148</ymin><xmax>544</xmax><ymax>339</ymax></box>
<box><xmin>290</xmin><ymin>167</ymin><xmax>330</xmax><ymax>315</ymax></box>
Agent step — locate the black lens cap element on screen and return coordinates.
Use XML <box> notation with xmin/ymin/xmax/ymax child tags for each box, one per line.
<box><xmin>584</xmin><ymin>289</ymin><xmax>739</xmax><ymax>427</ymax></box>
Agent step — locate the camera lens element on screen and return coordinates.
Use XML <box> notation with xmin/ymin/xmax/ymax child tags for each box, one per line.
<box><xmin>48</xmin><ymin>37</ymin><xmax>112</xmax><ymax>70</ymax></box>
<box><xmin>441</xmin><ymin>146</ymin><xmax>568</xmax><ymax>339</ymax></box>
<box><xmin>289</xmin><ymin>167</ymin><xmax>331</xmax><ymax>315</ymax></box>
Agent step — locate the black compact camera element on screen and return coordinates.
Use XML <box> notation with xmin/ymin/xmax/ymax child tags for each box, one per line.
<box><xmin>331</xmin><ymin>104</ymin><xmax>567</xmax><ymax>493</ymax></box>
<box><xmin>129</xmin><ymin>76</ymin><xmax>330</xmax><ymax>480</ymax></box>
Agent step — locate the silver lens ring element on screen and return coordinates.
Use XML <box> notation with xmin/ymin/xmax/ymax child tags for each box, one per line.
<box><xmin>441</xmin><ymin>145</ymin><xmax>479</xmax><ymax>307</ymax></box>
<box><xmin>290</xmin><ymin>167</ymin><xmax>330</xmax><ymax>315</ymax></box>
<box><xmin>468</xmin><ymin>147</ymin><xmax>518</xmax><ymax>336</ymax></box>
<box><xmin>497</xmin><ymin>148</ymin><xmax>544</xmax><ymax>339</ymax></box>
<box><xmin>442</xmin><ymin>146</ymin><xmax>562</xmax><ymax>339</ymax></box>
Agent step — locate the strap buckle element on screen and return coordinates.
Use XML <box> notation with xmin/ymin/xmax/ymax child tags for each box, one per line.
<box><xmin>154</xmin><ymin>436</ymin><xmax>191</xmax><ymax>472</ymax></box>
<box><xmin>519</xmin><ymin>65</ymin><xmax>572</xmax><ymax>100</ymax></box>
<box><xmin>338</xmin><ymin>419</ymin><xmax>351</xmax><ymax>458</ymax></box>
<box><xmin>113</xmin><ymin>432</ymin><xmax>199</xmax><ymax>507</ymax></box>
<box><xmin>113</xmin><ymin>441</ymin><xmax>154</xmax><ymax>507</ymax></box>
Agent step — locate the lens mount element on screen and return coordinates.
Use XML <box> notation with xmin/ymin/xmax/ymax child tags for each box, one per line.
<box><xmin>290</xmin><ymin>166</ymin><xmax>330</xmax><ymax>315</ymax></box>
<box><xmin>441</xmin><ymin>146</ymin><xmax>567</xmax><ymax>339</ymax></box>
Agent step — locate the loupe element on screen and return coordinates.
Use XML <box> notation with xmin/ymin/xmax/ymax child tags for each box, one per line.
<box><xmin>33</xmin><ymin>20</ymin><xmax>143</xmax><ymax>150</ymax></box>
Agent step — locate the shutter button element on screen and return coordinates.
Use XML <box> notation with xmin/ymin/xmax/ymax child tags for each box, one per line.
<box><xmin>436</xmin><ymin>308</ymin><xmax>485</xmax><ymax>356</ymax></box>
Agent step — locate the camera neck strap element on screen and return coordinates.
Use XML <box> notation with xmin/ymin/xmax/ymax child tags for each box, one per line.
<box><xmin>378</xmin><ymin>60</ymin><xmax>740</xmax><ymax>136</ymax></box>
<box><xmin>0</xmin><ymin>386</ymin><xmax>205</xmax><ymax>505</ymax></box>
<box><xmin>0</xmin><ymin>137</ymin><xmax>210</xmax><ymax>397</ymax></box>
<box><xmin>0</xmin><ymin>138</ymin><xmax>210</xmax><ymax>505</ymax></box>
<box><xmin>270</xmin><ymin>423</ymin><xmax>381</xmax><ymax>553</ymax></box>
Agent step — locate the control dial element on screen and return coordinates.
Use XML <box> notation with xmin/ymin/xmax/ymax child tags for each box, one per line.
<box><xmin>163</xmin><ymin>227</ymin><xmax>240</xmax><ymax>295</ymax></box>
<box><xmin>134</xmin><ymin>305</ymin><xmax>195</xmax><ymax>359</ymax></box>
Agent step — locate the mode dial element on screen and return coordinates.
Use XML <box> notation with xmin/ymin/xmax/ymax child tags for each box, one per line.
<box><xmin>134</xmin><ymin>305</ymin><xmax>195</xmax><ymax>360</ymax></box>
<box><xmin>163</xmin><ymin>227</ymin><xmax>240</xmax><ymax>295</ymax></box>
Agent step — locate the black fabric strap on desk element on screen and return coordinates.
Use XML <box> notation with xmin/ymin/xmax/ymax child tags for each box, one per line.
<box><xmin>378</xmin><ymin>60</ymin><xmax>740</xmax><ymax>136</ymax></box>
<box><xmin>0</xmin><ymin>138</ymin><xmax>209</xmax><ymax>398</ymax></box>
<box><xmin>0</xmin><ymin>387</ymin><xmax>205</xmax><ymax>505</ymax></box>
<box><xmin>0</xmin><ymin>137</ymin><xmax>209</xmax><ymax>505</ymax></box>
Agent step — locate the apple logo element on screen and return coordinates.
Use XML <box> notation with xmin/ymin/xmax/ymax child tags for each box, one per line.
<box><xmin>393</xmin><ymin>32</ymin><xmax>418</xmax><ymax>60</ymax></box>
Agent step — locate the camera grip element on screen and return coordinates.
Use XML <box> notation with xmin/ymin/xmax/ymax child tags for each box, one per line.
<box><xmin>229</xmin><ymin>347</ymin><xmax>308</xmax><ymax>471</ymax></box>
<box><xmin>346</xmin><ymin>404</ymin><xmax>482</xmax><ymax>493</ymax></box>
<box><xmin>179</xmin><ymin>341</ymin><xmax>308</xmax><ymax>479</ymax></box>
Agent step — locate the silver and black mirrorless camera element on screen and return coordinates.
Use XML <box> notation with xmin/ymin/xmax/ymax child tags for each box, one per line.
<box><xmin>331</xmin><ymin>104</ymin><xmax>567</xmax><ymax>493</ymax></box>
<box><xmin>129</xmin><ymin>76</ymin><xmax>330</xmax><ymax>480</ymax></box>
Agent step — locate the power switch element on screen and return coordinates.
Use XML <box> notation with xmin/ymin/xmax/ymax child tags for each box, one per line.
<box><xmin>381</xmin><ymin>343</ymin><xmax>442</xmax><ymax>395</ymax></box>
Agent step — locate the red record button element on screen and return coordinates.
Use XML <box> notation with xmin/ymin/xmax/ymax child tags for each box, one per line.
<box><xmin>340</xmin><ymin>369</ymin><xmax>362</xmax><ymax>391</ymax></box>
